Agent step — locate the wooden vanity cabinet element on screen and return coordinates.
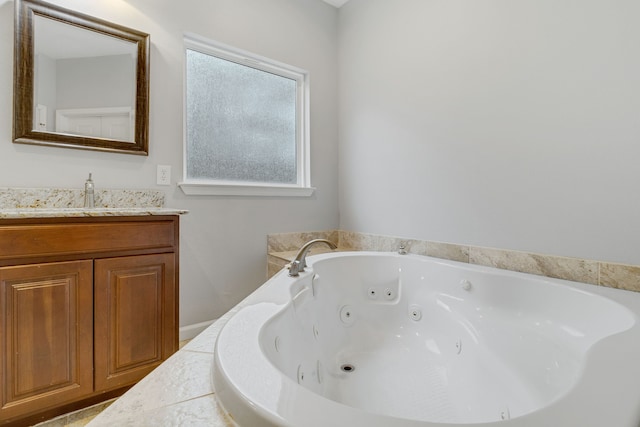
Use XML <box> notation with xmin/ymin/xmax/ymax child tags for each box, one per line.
<box><xmin>0</xmin><ymin>216</ymin><xmax>179</xmax><ymax>426</ymax></box>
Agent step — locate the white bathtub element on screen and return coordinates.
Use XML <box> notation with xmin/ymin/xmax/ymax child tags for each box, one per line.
<box><xmin>213</xmin><ymin>252</ymin><xmax>640</xmax><ymax>426</ymax></box>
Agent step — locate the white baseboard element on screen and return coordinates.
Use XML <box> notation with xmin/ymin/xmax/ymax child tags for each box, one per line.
<box><xmin>179</xmin><ymin>319</ymin><xmax>217</xmax><ymax>342</ymax></box>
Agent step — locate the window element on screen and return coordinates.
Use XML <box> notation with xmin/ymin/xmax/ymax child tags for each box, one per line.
<box><xmin>179</xmin><ymin>33</ymin><xmax>313</xmax><ymax>196</ymax></box>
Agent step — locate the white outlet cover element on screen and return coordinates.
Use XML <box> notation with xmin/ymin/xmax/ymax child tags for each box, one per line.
<box><xmin>157</xmin><ymin>165</ymin><xmax>171</xmax><ymax>186</ymax></box>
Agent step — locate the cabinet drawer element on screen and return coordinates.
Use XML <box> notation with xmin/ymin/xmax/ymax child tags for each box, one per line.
<box><xmin>0</xmin><ymin>218</ymin><xmax>176</xmax><ymax>262</ymax></box>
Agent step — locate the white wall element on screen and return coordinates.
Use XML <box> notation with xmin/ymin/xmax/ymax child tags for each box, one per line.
<box><xmin>0</xmin><ymin>0</ymin><xmax>339</xmax><ymax>333</ymax></box>
<box><xmin>339</xmin><ymin>0</ymin><xmax>640</xmax><ymax>265</ymax></box>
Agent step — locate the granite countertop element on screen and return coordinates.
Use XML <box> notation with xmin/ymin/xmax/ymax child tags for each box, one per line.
<box><xmin>0</xmin><ymin>207</ymin><xmax>188</xmax><ymax>219</ymax></box>
<box><xmin>0</xmin><ymin>187</ymin><xmax>188</xmax><ymax>218</ymax></box>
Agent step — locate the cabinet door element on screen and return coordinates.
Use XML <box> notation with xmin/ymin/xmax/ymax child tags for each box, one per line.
<box><xmin>0</xmin><ymin>261</ymin><xmax>93</xmax><ymax>421</ymax></box>
<box><xmin>94</xmin><ymin>253</ymin><xmax>176</xmax><ymax>391</ymax></box>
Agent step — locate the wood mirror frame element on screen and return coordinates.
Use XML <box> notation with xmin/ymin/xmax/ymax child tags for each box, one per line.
<box><xmin>13</xmin><ymin>0</ymin><xmax>150</xmax><ymax>155</ymax></box>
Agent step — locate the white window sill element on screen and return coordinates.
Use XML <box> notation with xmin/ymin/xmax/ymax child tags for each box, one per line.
<box><xmin>178</xmin><ymin>182</ymin><xmax>315</xmax><ymax>197</ymax></box>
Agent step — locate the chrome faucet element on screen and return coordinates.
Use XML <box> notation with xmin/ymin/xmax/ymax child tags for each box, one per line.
<box><xmin>288</xmin><ymin>239</ymin><xmax>337</xmax><ymax>277</ymax></box>
<box><xmin>84</xmin><ymin>173</ymin><xmax>95</xmax><ymax>208</ymax></box>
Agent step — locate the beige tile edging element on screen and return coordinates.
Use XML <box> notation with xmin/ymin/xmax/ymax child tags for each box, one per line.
<box><xmin>267</xmin><ymin>230</ymin><xmax>640</xmax><ymax>293</ymax></box>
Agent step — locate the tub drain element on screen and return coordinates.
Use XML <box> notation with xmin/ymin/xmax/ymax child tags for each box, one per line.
<box><xmin>340</xmin><ymin>364</ymin><xmax>355</xmax><ymax>373</ymax></box>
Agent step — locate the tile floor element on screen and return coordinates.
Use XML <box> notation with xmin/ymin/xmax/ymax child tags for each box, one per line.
<box><xmin>32</xmin><ymin>400</ymin><xmax>115</xmax><ymax>427</ymax></box>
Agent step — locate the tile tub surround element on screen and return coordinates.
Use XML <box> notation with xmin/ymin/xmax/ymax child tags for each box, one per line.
<box><xmin>267</xmin><ymin>230</ymin><xmax>340</xmax><ymax>277</ymax></box>
<box><xmin>268</xmin><ymin>230</ymin><xmax>640</xmax><ymax>293</ymax></box>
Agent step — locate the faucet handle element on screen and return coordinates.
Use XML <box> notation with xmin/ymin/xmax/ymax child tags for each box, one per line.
<box><xmin>398</xmin><ymin>241</ymin><xmax>408</xmax><ymax>255</ymax></box>
<box><xmin>288</xmin><ymin>260</ymin><xmax>303</xmax><ymax>277</ymax></box>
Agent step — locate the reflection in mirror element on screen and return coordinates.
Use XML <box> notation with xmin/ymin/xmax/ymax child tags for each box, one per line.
<box><xmin>14</xmin><ymin>0</ymin><xmax>150</xmax><ymax>155</ymax></box>
<box><xmin>34</xmin><ymin>15</ymin><xmax>137</xmax><ymax>142</ymax></box>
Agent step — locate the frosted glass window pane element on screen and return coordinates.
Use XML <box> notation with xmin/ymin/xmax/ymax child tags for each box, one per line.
<box><xmin>186</xmin><ymin>49</ymin><xmax>297</xmax><ymax>184</ymax></box>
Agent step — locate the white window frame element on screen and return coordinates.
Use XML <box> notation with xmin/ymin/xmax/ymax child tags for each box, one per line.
<box><xmin>179</xmin><ymin>33</ymin><xmax>314</xmax><ymax>197</ymax></box>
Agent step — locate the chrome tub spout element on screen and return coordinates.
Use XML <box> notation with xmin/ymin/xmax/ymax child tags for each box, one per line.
<box><xmin>288</xmin><ymin>239</ymin><xmax>337</xmax><ymax>277</ymax></box>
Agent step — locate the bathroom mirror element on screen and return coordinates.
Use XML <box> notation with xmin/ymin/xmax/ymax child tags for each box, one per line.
<box><xmin>13</xmin><ymin>0</ymin><xmax>150</xmax><ymax>155</ymax></box>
